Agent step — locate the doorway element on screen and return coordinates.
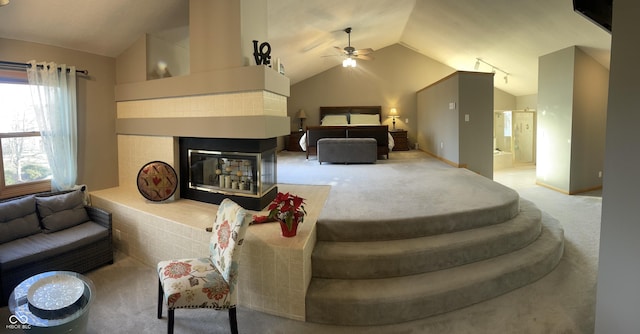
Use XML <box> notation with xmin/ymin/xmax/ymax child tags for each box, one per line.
<box><xmin>493</xmin><ymin>109</ymin><xmax>536</xmax><ymax>170</ymax></box>
<box><xmin>512</xmin><ymin>110</ymin><xmax>536</xmax><ymax>165</ymax></box>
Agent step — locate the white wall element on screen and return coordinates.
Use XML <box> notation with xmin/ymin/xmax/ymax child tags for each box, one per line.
<box><xmin>537</xmin><ymin>46</ymin><xmax>608</xmax><ymax>194</ymax></box>
<box><xmin>595</xmin><ymin>0</ymin><xmax>640</xmax><ymax>331</ymax></box>
<box><xmin>537</xmin><ymin>46</ymin><xmax>575</xmax><ymax>192</ymax></box>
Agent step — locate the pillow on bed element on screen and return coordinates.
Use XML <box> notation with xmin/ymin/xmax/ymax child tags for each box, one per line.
<box><xmin>350</xmin><ymin>114</ymin><xmax>380</xmax><ymax>125</ymax></box>
<box><xmin>321</xmin><ymin>115</ymin><xmax>348</xmax><ymax>126</ymax></box>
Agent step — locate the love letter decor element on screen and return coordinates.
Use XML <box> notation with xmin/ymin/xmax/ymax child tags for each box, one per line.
<box><xmin>252</xmin><ymin>40</ymin><xmax>272</xmax><ymax>66</ymax></box>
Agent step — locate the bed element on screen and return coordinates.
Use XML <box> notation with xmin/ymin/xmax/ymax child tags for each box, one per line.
<box><xmin>299</xmin><ymin>106</ymin><xmax>395</xmax><ymax>159</ymax></box>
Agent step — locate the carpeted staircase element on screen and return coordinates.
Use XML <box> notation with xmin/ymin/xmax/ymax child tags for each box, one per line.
<box><xmin>305</xmin><ymin>179</ymin><xmax>564</xmax><ymax>325</ymax></box>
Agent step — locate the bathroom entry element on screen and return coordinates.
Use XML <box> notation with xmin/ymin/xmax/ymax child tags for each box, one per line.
<box><xmin>512</xmin><ymin>110</ymin><xmax>536</xmax><ymax>165</ymax></box>
<box><xmin>493</xmin><ymin>110</ymin><xmax>536</xmax><ymax>169</ymax></box>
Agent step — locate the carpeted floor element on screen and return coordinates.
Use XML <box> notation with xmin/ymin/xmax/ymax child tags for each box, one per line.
<box><xmin>0</xmin><ymin>151</ymin><xmax>601</xmax><ymax>334</ymax></box>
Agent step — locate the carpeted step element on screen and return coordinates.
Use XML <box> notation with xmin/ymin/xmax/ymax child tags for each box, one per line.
<box><xmin>312</xmin><ymin>199</ymin><xmax>542</xmax><ymax>279</ymax></box>
<box><xmin>316</xmin><ymin>194</ymin><xmax>520</xmax><ymax>243</ymax></box>
<box><xmin>316</xmin><ymin>169</ymin><xmax>521</xmax><ymax>242</ymax></box>
<box><xmin>305</xmin><ymin>213</ymin><xmax>564</xmax><ymax>326</ymax></box>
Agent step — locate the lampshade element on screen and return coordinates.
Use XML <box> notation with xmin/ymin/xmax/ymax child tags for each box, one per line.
<box><xmin>388</xmin><ymin>108</ymin><xmax>399</xmax><ymax>130</ymax></box>
<box><xmin>297</xmin><ymin>109</ymin><xmax>307</xmax><ymax>119</ymax></box>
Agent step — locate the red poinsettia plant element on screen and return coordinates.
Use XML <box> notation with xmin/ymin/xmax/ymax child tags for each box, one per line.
<box><xmin>267</xmin><ymin>192</ymin><xmax>307</xmax><ymax>231</ymax></box>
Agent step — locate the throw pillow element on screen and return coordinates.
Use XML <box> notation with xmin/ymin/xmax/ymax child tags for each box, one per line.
<box><xmin>0</xmin><ymin>195</ymin><xmax>41</xmax><ymax>244</ymax></box>
<box><xmin>36</xmin><ymin>190</ymin><xmax>90</xmax><ymax>233</ymax></box>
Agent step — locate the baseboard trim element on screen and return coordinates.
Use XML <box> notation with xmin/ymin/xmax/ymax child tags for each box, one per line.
<box><xmin>421</xmin><ymin>150</ymin><xmax>466</xmax><ymax>168</ymax></box>
<box><xmin>535</xmin><ymin>181</ymin><xmax>603</xmax><ymax>195</ymax></box>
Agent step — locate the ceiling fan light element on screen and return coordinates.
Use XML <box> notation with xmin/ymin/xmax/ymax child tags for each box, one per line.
<box><xmin>342</xmin><ymin>58</ymin><xmax>356</xmax><ymax>68</ymax></box>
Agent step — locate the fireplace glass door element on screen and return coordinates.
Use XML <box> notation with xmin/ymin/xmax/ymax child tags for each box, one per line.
<box><xmin>188</xmin><ymin>149</ymin><xmax>276</xmax><ymax>198</ymax></box>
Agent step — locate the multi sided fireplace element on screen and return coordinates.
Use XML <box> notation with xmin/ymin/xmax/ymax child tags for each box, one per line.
<box><xmin>179</xmin><ymin>137</ymin><xmax>277</xmax><ymax>210</ymax></box>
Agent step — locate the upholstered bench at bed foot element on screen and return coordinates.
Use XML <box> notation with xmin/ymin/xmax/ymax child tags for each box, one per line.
<box><xmin>317</xmin><ymin>138</ymin><xmax>377</xmax><ymax>164</ymax></box>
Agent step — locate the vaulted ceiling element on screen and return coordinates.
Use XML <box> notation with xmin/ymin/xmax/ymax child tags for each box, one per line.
<box><xmin>0</xmin><ymin>0</ymin><xmax>611</xmax><ymax>96</ymax></box>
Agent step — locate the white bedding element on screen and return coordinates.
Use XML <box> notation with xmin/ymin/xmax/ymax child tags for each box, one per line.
<box><xmin>320</xmin><ymin>115</ymin><xmax>349</xmax><ymax>125</ymax></box>
<box><xmin>302</xmin><ymin>112</ymin><xmax>394</xmax><ymax>151</ymax></box>
<box><xmin>298</xmin><ymin>132</ymin><xmax>395</xmax><ymax>151</ymax></box>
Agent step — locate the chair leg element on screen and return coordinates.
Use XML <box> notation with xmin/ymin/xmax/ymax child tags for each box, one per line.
<box><xmin>229</xmin><ymin>307</ymin><xmax>238</xmax><ymax>334</ymax></box>
<box><xmin>168</xmin><ymin>309</ymin><xmax>174</xmax><ymax>334</ymax></box>
<box><xmin>157</xmin><ymin>279</ymin><xmax>164</xmax><ymax>319</ymax></box>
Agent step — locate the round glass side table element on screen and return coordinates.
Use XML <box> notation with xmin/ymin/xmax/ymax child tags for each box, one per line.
<box><xmin>8</xmin><ymin>271</ymin><xmax>95</xmax><ymax>334</ymax></box>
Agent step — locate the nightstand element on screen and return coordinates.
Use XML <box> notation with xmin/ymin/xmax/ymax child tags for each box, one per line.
<box><xmin>390</xmin><ymin>130</ymin><xmax>409</xmax><ymax>151</ymax></box>
<box><xmin>287</xmin><ymin>131</ymin><xmax>304</xmax><ymax>151</ymax></box>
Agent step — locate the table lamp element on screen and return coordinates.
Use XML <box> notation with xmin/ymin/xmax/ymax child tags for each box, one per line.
<box><xmin>297</xmin><ymin>109</ymin><xmax>307</xmax><ymax>131</ymax></box>
<box><xmin>388</xmin><ymin>108</ymin><xmax>399</xmax><ymax>130</ymax></box>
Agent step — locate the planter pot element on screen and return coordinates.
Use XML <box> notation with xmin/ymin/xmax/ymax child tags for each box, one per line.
<box><xmin>279</xmin><ymin>219</ymin><xmax>299</xmax><ymax>237</ymax></box>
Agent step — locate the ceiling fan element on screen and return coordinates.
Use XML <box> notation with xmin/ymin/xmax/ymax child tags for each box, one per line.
<box><xmin>333</xmin><ymin>27</ymin><xmax>374</xmax><ymax>67</ymax></box>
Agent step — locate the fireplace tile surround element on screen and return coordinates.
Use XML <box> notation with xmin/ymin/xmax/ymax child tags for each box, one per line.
<box><xmin>109</xmin><ymin>56</ymin><xmax>299</xmax><ymax>317</ymax></box>
<box><xmin>116</xmin><ymin>90</ymin><xmax>286</xmax><ymax>119</ymax></box>
<box><xmin>90</xmin><ymin>184</ymin><xmax>330</xmax><ymax>321</ymax></box>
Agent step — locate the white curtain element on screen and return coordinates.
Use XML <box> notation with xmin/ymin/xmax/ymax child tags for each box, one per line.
<box><xmin>26</xmin><ymin>60</ymin><xmax>78</xmax><ymax>191</ymax></box>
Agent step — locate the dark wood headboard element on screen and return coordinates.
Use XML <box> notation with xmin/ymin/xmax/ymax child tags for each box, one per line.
<box><xmin>320</xmin><ymin>106</ymin><xmax>382</xmax><ymax>124</ymax></box>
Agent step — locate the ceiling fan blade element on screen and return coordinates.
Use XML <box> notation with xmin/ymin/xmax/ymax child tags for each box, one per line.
<box><xmin>326</xmin><ymin>27</ymin><xmax>375</xmax><ymax>63</ymax></box>
<box><xmin>355</xmin><ymin>48</ymin><xmax>374</xmax><ymax>55</ymax></box>
<box><xmin>355</xmin><ymin>54</ymin><xmax>374</xmax><ymax>61</ymax></box>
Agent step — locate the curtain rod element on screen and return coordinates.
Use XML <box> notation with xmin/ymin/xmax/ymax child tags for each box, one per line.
<box><xmin>0</xmin><ymin>60</ymin><xmax>88</xmax><ymax>75</ymax></box>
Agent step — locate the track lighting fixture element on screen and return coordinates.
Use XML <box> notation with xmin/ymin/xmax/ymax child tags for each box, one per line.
<box><xmin>474</xmin><ymin>58</ymin><xmax>510</xmax><ymax>84</ymax></box>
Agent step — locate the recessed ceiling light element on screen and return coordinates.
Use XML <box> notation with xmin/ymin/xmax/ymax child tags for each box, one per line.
<box><xmin>0</xmin><ymin>0</ymin><xmax>10</xmax><ymax>6</ymax></box>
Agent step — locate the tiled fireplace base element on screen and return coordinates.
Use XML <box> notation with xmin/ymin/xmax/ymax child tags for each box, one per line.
<box><xmin>90</xmin><ymin>184</ymin><xmax>329</xmax><ymax>321</ymax></box>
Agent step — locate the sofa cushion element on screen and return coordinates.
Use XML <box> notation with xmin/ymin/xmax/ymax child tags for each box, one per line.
<box><xmin>36</xmin><ymin>190</ymin><xmax>90</xmax><ymax>233</ymax></box>
<box><xmin>0</xmin><ymin>221</ymin><xmax>108</xmax><ymax>270</ymax></box>
<box><xmin>0</xmin><ymin>195</ymin><xmax>41</xmax><ymax>244</ymax></box>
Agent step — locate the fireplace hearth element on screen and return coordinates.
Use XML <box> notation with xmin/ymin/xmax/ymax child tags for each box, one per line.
<box><xmin>179</xmin><ymin>137</ymin><xmax>277</xmax><ymax>210</ymax></box>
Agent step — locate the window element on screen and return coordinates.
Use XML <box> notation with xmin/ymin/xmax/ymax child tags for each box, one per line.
<box><xmin>503</xmin><ymin>111</ymin><xmax>512</xmax><ymax>137</ymax></box>
<box><xmin>0</xmin><ymin>77</ymin><xmax>51</xmax><ymax>198</ymax></box>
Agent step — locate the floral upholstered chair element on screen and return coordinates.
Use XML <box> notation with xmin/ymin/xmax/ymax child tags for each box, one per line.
<box><xmin>157</xmin><ymin>198</ymin><xmax>250</xmax><ymax>334</ymax></box>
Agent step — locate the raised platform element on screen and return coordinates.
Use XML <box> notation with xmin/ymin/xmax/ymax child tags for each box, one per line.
<box><xmin>90</xmin><ymin>184</ymin><xmax>330</xmax><ymax>321</ymax></box>
<box><xmin>275</xmin><ymin>151</ymin><xmax>564</xmax><ymax>326</ymax></box>
<box><xmin>90</xmin><ymin>150</ymin><xmax>565</xmax><ymax>326</ymax></box>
